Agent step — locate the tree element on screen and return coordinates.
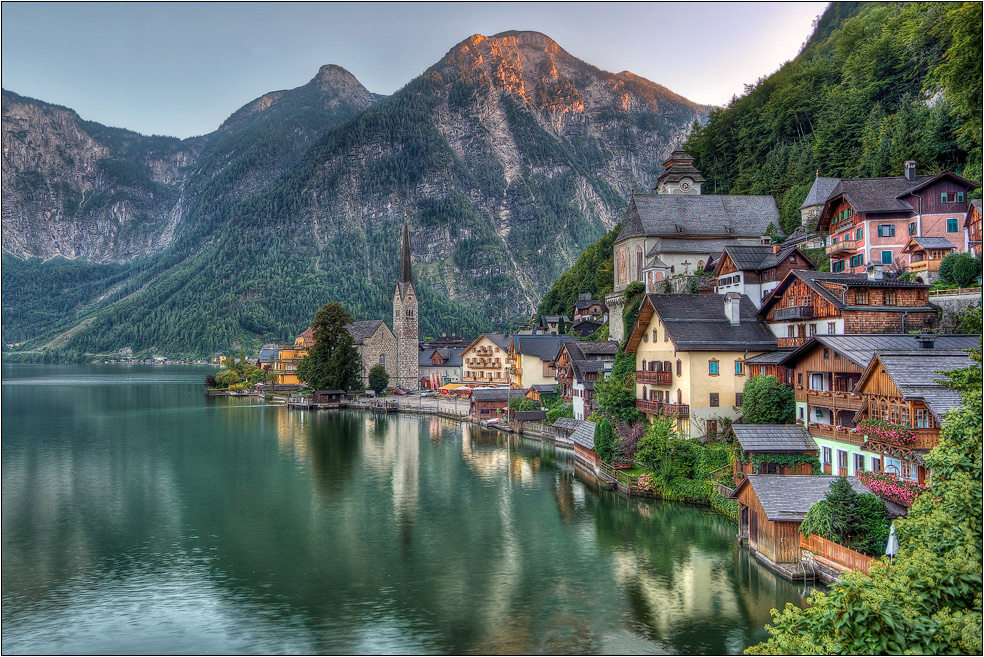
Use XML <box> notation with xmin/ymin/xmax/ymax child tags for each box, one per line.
<box><xmin>938</xmin><ymin>252</ymin><xmax>982</xmax><ymax>287</ymax></box>
<box><xmin>740</xmin><ymin>375</ymin><xmax>795</xmax><ymax>424</ymax></box>
<box><xmin>508</xmin><ymin>396</ymin><xmax>539</xmax><ymax>412</ymax></box>
<box><xmin>295</xmin><ymin>302</ymin><xmax>363</xmax><ymax>391</ymax></box>
<box><xmin>594</xmin><ymin>349</ymin><xmax>640</xmax><ymax>424</ymax></box>
<box><xmin>747</xmin><ymin>348</ymin><xmax>983</xmax><ymax>655</ymax></box>
<box><xmin>368</xmin><ymin>363</ymin><xmax>389</xmax><ymax>394</ymax></box>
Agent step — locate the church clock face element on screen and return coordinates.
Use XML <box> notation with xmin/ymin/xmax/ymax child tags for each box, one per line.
<box><xmin>679</xmin><ymin>178</ymin><xmax>692</xmax><ymax>191</ymax></box>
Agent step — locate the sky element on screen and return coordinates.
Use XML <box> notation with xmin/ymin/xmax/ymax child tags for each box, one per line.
<box><xmin>1</xmin><ymin>2</ymin><xmax>829</xmax><ymax>139</ymax></box>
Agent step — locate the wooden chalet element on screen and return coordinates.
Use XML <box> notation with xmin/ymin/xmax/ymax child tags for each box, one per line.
<box><xmin>774</xmin><ymin>334</ymin><xmax>978</xmax><ymax>478</ymax></box>
<box><xmin>469</xmin><ymin>388</ymin><xmax>514</xmax><ymax>421</ymax></box>
<box><xmin>573</xmin><ymin>293</ymin><xmax>607</xmax><ymax>321</ymax></box>
<box><xmin>555</xmin><ymin>341</ymin><xmax>618</xmax><ymax>420</ymax></box>
<box><xmin>853</xmin><ymin>348</ymin><xmax>977</xmax><ymax>484</ymax></box>
<box><xmin>758</xmin><ymin>269</ymin><xmax>938</xmax><ymax>348</ymax></box>
<box><xmin>525</xmin><ymin>384</ymin><xmax>557</xmax><ymax>402</ymax></box>
<box><xmin>725</xmin><ymin>425</ymin><xmax>818</xmax><ymax>486</ymax></box>
<box><xmin>734</xmin><ymin>475</ymin><xmax>905</xmax><ymax>577</ymax></box>
<box><xmin>312</xmin><ymin>390</ymin><xmax>345</xmax><ymax>408</ymax></box>
<box><xmin>900</xmin><ymin>237</ymin><xmax>956</xmax><ymax>282</ymax></box>
<box><xmin>966</xmin><ymin>199</ymin><xmax>982</xmax><ymax>258</ymax></box>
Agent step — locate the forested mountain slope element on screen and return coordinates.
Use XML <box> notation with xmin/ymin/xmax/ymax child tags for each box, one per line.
<box><xmin>2</xmin><ymin>31</ymin><xmax>709</xmax><ymax>358</ymax></box>
<box><xmin>684</xmin><ymin>1</ymin><xmax>982</xmax><ymax>234</ymax></box>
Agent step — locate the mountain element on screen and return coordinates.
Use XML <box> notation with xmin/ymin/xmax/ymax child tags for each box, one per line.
<box><xmin>2</xmin><ymin>31</ymin><xmax>710</xmax><ymax>358</ymax></box>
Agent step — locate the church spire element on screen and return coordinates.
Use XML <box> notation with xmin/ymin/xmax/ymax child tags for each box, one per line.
<box><xmin>399</xmin><ymin>219</ymin><xmax>413</xmax><ymax>285</ymax></box>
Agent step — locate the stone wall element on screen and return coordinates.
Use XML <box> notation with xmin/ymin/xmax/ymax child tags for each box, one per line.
<box><xmin>605</xmin><ymin>291</ymin><xmax>626</xmax><ymax>343</ymax></box>
<box><xmin>932</xmin><ymin>292</ymin><xmax>981</xmax><ymax>333</ymax></box>
<box><xmin>358</xmin><ymin>329</ymin><xmax>398</xmax><ymax>387</ymax></box>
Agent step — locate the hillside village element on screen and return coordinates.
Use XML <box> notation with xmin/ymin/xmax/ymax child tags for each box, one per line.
<box><xmin>213</xmin><ymin>151</ymin><xmax>983</xmax><ymax>583</ymax></box>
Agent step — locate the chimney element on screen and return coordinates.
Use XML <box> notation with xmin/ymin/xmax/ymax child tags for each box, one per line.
<box><xmin>916</xmin><ymin>333</ymin><xmax>936</xmax><ymax>349</ymax></box>
<box><xmin>866</xmin><ymin>263</ymin><xmax>884</xmax><ymax>281</ymax></box>
<box><xmin>724</xmin><ymin>292</ymin><xmax>741</xmax><ymax>326</ymax></box>
<box><xmin>904</xmin><ymin>160</ymin><xmax>916</xmax><ymax>183</ymax></box>
<box><xmin>773</xmin><ymin>244</ymin><xmax>781</xmax><ymax>255</ymax></box>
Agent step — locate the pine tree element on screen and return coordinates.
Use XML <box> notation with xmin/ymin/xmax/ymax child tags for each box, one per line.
<box><xmin>296</xmin><ymin>302</ymin><xmax>363</xmax><ymax>391</ymax></box>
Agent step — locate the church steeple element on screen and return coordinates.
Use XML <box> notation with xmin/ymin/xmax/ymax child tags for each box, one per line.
<box><xmin>399</xmin><ymin>221</ymin><xmax>413</xmax><ymax>286</ymax></box>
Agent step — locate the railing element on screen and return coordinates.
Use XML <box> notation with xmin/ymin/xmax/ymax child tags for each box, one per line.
<box><xmin>636</xmin><ymin>370</ymin><xmax>672</xmax><ymax>385</ymax></box>
<box><xmin>801</xmin><ymin>534</ymin><xmax>873</xmax><ymax>575</ymax></box>
<box><xmin>929</xmin><ymin>286</ymin><xmax>982</xmax><ymax>297</ymax></box>
<box><xmin>777</xmin><ymin>337</ymin><xmax>806</xmax><ymax>348</ymax></box>
<box><xmin>908</xmin><ymin>259</ymin><xmax>941</xmax><ymax>273</ymax></box>
<box><xmin>864</xmin><ymin>428</ymin><xmax>940</xmax><ymax>452</ymax></box>
<box><xmin>808</xmin><ymin>423</ymin><xmax>864</xmax><ymax>445</ymax></box>
<box><xmin>774</xmin><ymin>305</ymin><xmax>815</xmax><ymax>321</ymax></box>
<box><xmin>635</xmin><ymin>400</ymin><xmax>690</xmax><ymax>418</ymax></box>
<box><xmin>804</xmin><ymin>390</ymin><xmax>864</xmax><ymax>409</ymax></box>
<box><xmin>825</xmin><ymin>240</ymin><xmax>858</xmax><ymax>256</ymax></box>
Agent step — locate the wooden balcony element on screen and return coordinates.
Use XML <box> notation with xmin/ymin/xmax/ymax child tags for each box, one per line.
<box><xmin>825</xmin><ymin>239</ymin><xmax>858</xmax><ymax>256</ymax></box>
<box><xmin>774</xmin><ymin>305</ymin><xmax>815</xmax><ymax>321</ymax></box>
<box><xmin>777</xmin><ymin>337</ymin><xmax>806</xmax><ymax>349</ymax></box>
<box><xmin>863</xmin><ymin>428</ymin><xmax>940</xmax><ymax>452</ymax></box>
<box><xmin>636</xmin><ymin>370</ymin><xmax>671</xmax><ymax>385</ymax></box>
<box><xmin>807</xmin><ymin>423</ymin><xmax>864</xmax><ymax>446</ymax></box>
<box><xmin>802</xmin><ymin>389</ymin><xmax>864</xmax><ymax>410</ymax></box>
<box><xmin>908</xmin><ymin>259</ymin><xmax>941</xmax><ymax>273</ymax></box>
<box><xmin>635</xmin><ymin>399</ymin><xmax>690</xmax><ymax>418</ymax></box>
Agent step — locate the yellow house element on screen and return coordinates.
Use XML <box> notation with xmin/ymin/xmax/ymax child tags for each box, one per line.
<box><xmin>625</xmin><ymin>293</ymin><xmax>778</xmax><ymax>438</ymax></box>
<box><xmin>461</xmin><ymin>333</ymin><xmax>511</xmax><ymax>385</ymax></box>
<box><xmin>272</xmin><ymin>344</ymin><xmax>308</xmax><ymax>385</ymax></box>
<box><xmin>507</xmin><ymin>334</ymin><xmax>576</xmax><ymax>389</ymax></box>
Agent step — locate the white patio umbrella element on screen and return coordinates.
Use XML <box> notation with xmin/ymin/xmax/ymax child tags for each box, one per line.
<box><xmin>886</xmin><ymin>523</ymin><xmax>899</xmax><ymax>563</ymax></box>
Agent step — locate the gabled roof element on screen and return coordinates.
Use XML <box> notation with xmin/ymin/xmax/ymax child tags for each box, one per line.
<box><xmin>855</xmin><ymin>350</ymin><xmax>976</xmax><ymax>420</ymax></box>
<box><xmin>345</xmin><ymin>320</ymin><xmax>393</xmax><ymax>346</ymax></box>
<box><xmin>562</xmin><ymin>340</ymin><xmax>619</xmax><ymax>361</ymax></box>
<box><xmin>647</xmin><ymin>237</ymin><xmax>747</xmax><ymax>256</ymax></box>
<box><xmin>464</xmin><ymin>332</ymin><xmax>511</xmax><ymax>353</ymax></box>
<box><xmin>736</xmin><ymin>475</ymin><xmax>907</xmax><ymax>520</ymax></box>
<box><xmin>799</xmin><ymin>176</ymin><xmax>841</xmax><ymax>210</ymax></box>
<box><xmin>617</xmin><ymin>193</ymin><xmax>781</xmax><ymax>243</ymax></box>
<box><xmin>574</xmin><ymin>297</ymin><xmax>605</xmax><ymax>310</ymax></box>
<box><xmin>471</xmin><ymin>388</ymin><xmax>514</xmax><ymax>402</ymax></box>
<box><xmin>626</xmin><ymin>294</ymin><xmax>777</xmax><ymax>353</ymax></box>
<box><xmin>715</xmin><ymin>244</ymin><xmax>813</xmax><ymax>276</ymax></box>
<box><xmin>571</xmin><ymin>358</ymin><xmax>609</xmax><ymax>384</ymax></box>
<box><xmin>419</xmin><ymin>347</ymin><xmax>465</xmax><ymax>368</ymax></box>
<box><xmin>552</xmin><ymin>417</ymin><xmax>581</xmax><ymax>431</ymax></box>
<box><xmin>758</xmin><ymin>270</ymin><xmax>932</xmax><ymax>318</ymax></box>
<box><xmin>901</xmin><ymin>236</ymin><xmax>958</xmax><ymax>253</ymax></box>
<box><xmin>512</xmin><ymin>334</ymin><xmax>577</xmax><ymax>362</ymax></box>
<box><xmin>570</xmin><ymin>319</ymin><xmax>604</xmax><ymax>337</ymax></box>
<box><xmin>777</xmin><ymin>334</ymin><xmax>980</xmax><ymax>369</ymax></box>
<box><xmin>570</xmin><ymin>420</ymin><xmax>597</xmax><ymax>450</ymax></box>
<box><xmin>727</xmin><ymin>425</ymin><xmax>818</xmax><ymax>453</ymax></box>
<box><xmin>528</xmin><ymin>383</ymin><xmax>558</xmax><ymax>394</ymax></box>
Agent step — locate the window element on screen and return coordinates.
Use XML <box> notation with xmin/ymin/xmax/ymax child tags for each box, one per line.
<box><xmin>856</xmin><ymin>227</ymin><xmax>863</xmax><ymax>241</ymax></box>
<box><xmin>823</xmin><ymin>447</ymin><xmax>832</xmax><ymax>465</ymax></box>
<box><xmin>709</xmin><ymin>392</ymin><xmax>719</xmax><ymax>407</ymax></box>
<box><xmin>642</xmin><ymin>332</ymin><xmax>648</xmax><ymax>342</ymax></box>
<box><xmin>823</xmin><ymin>347</ymin><xmax>830</xmax><ymax>359</ymax></box>
<box><xmin>735</xmin><ymin>392</ymin><xmax>743</xmax><ymax>406</ymax></box>
<box><xmin>828</xmin><ymin>322</ymin><xmax>836</xmax><ymax>334</ymax></box>
<box><xmin>877</xmin><ymin>224</ymin><xmax>896</xmax><ymax>238</ymax></box>
<box><xmin>379</xmin><ymin>354</ymin><xmax>386</xmax><ymax>367</ymax></box>
<box><xmin>799</xmin><ymin>407</ymin><xmax>804</xmax><ymax>420</ymax></box>
<box><xmin>810</xmin><ymin>323</ymin><xmax>818</xmax><ymax>336</ymax></box>
<box><xmin>709</xmin><ymin>360</ymin><xmax>719</xmax><ymax>376</ymax></box>
<box><xmin>664</xmin><ymin>330</ymin><xmax>669</xmax><ymax>342</ymax></box>
<box><xmin>652</xmin><ymin>328</ymin><xmax>658</xmax><ymax>341</ymax></box>
<box><xmin>787</xmin><ymin>326</ymin><xmax>796</xmax><ymax>338</ymax></box>
<box><xmin>872</xmin><ymin>458</ymin><xmax>882</xmax><ymax>473</ymax></box>
<box><xmin>676</xmin><ymin>360</ymin><xmax>682</xmax><ymax>376</ymax></box>
<box><xmin>957</xmin><ymin>192</ymin><xmax>965</xmax><ymax>203</ymax></box>
<box><xmin>735</xmin><ymin>360</ymin><xmax>744</xmax><ymax>376</ymax></box>
<box><xmin>838</xmin><ymin>450</ymin><xmax>848</xmax><ymax>469</ymax></box>
<box><xmin>857</xmin><ymin>290</ymin><xmax>869</xmax><ymax>304</ymax></box>
<box><xmin>882</xmin><ymin>250</ymin><xmax>894</xmax><ymax>264</ymax></box>
<box><xmin>909</xmin><ymin>222</ymin><xmax>917</xmax><ymax>236</ymax></box>
<box><xmin>790</xmin><ymin>254</ymin><xmax>797</xmax><ymax>263</ymax></box>
<box><xmin>947</xmin><ymin>218</ymin><xmax>959</xmax><ymax>233</ymax></box>
<box><xmin>832</xmin><ymin>260</ymin><xmax>845</xmax><ymax>273</ymax></box>
<box><xmin>941</xmin><ymin>192</ymin><xmax>948</xmax><ymax>203</ymax></box>
<box><xmin>915</xmin><ymin>408</ymin><xmax>934</xmax><ymax>428</ymax></box>
<box><xmin>797</xmin><ymin>372</ymin><xmax>803</xmax><ymax>386</ymax></box>
<box><xmin>854</xmin><ymin>453</ymin><xmax>865</xmax><ymax>474</ymax></box>
<box><xmin>884</xmin><ymin>291</ymin><xmax>896</xmax><ymax>305</ymax></box>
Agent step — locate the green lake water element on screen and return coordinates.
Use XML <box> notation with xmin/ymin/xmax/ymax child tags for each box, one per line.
<box><xmin>1</xmin><ymin>364</ymin><xmax>815</xmax><ymax>654</ymax></box>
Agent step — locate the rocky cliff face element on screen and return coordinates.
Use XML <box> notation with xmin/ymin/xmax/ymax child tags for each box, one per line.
<box><xmin>1</xmin><ymin>90</ymin><xmax>197</xmax><ymax>262</ymax></box>
<box><xmin>2</xmin><ymin>32</ymin><xmax>710</xmax><ymax>356</ymax></box>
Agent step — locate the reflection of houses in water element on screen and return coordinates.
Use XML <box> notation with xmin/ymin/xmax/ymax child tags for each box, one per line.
<box><xmin>275</xmin><ymin>405</ymin><xmax>310</xmax><ymax>462</ymax></box>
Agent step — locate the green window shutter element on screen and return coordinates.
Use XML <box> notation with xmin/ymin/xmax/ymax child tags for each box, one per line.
<box><xmin>941</xmin><ymin>192</ymin><xmax>948</xmax><ymax>203</ymax></box>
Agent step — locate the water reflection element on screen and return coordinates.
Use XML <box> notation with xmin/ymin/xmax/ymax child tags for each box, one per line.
<box><xmin>2</xmin><ymin>366</ymin><xmax>813</xmax><ymax>655</ymax></box>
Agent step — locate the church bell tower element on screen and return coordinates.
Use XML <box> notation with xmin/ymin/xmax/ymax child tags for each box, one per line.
<box><xmin>393</xmin><ymin>221</ymin><xmax>419</xmax><ymax>389</ymax></box>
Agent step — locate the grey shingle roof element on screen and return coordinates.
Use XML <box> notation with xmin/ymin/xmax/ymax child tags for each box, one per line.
<box><xmin>760</xmin><ymin>270</ymin><xmax>933</xmax><ymax>317</ymax></box>
<box><xmin>730</xmin><ymin>425</ymin><xmax>817</xmax><ymax>453</ymax></box>
<box><xmin>570</xmin><ymin>420</ymin><xmax>597</xmax><ymax>450</ymax></box>
<box><xmin>779</xmin><ymin>334</ymin><xmax>980</xmax><ymax>369</ymax></box>
<box><xmin>618</xmin><ymin>193</ymin><xmax>781</xmax><ymax>242</ymax></box>
<box><xmin>419</xmin><ymin>347</ymin><xmax>465</xmax><ymax>368</ymax></box>
<box><xmin>564</xmin><ymin>341</ymin><xmax>619</xmax><ymax>360</ymax></box>
<box><xmin>347</xmin><ymin>320</ymin><xmax>387</xmax><ymax>345</ymax></box>
<box><xmin>647</xmin><ymin>237</ymin><xmax>746</xmax><ymax>256</ymax></box>
<box><xmin>868</xmin><ymin>350</ymin><xmax>977</xmax><ymax>420</ymax></box>
<box><xmin>905</xmin><ymin>237</ymin><xmax>958</xmax><ymax>251</ymax></box>
<box><xmin>513</xmin><ymin>410</ymin><xmax>547</xmax><ymax>421</ymax></box>
<box><xmin>570</xmin><ymin>320</ymin><xmax>604</xmax><ymax>337</ymax></box>
<box><xmin>528</xmin><ymin>384</ymin><xmax>558</xmax><ymax>394</ymax></box>
<box><xmin>799</xmin><ymin>176</ymin><xmax>842</xmax><ymax>209</ymax></box>
<box><xmin>646</xmin><ymin>294</ymin><xmax>778</xmax><ymax>351</ymax></box>
<box><xmin>744</xmin><ymin>350</ymin><xmax>794</xmax><ymax>365</ymax></box>
<box><xmin>742</xmin><ymin>475</ymin><xmax>907</xmax><ymax>521</ymax></box>
<box><xmin>513</xmin><ymin>335</ymin><xmax>577</xmax><ymax>362</ymax></box>
<box><xmin>827</xmin><ymin>175</ymin><xmax>935</xmax><ymax>214</ymax></box>
<box><xmin>552</xmin><ymin>417</ymin><xmax>580</xmax><ymax>431</ymax></box>
<box><xmin>482</xmin><ymin>332</ymin><xmax>512</xmax><ymax>350</ymax></box>
<box><xmin>471</xmin><ymin>388</ymin><xmax>515</xmax><ymax>402</ymax></box>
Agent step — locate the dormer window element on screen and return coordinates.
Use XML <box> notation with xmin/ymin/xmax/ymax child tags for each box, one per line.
<box><xmin>761</xmin><ymin>236</ymin><xmax>772</xmax><ymax>246</ymax></box>
<box><xmin>724</xmin><ymin>226</ymin><xmax>734</xmax><ymax>234</ymax></box>
<box><xmin>675</xmin><ymin>225</ymin><xmax>685</xmax><ymax>234</ymax></box>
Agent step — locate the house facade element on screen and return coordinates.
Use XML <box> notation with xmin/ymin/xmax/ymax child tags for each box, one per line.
<box><xmin>625</xmin><ymin>293</ymin><xmax>777</xmax><ymax>438</ymax></box>
<box><xmin>419</xmin><ymin>346</ymin><xmax>465</xmax><ymax>389</ymax></box>
<box><xmin>713</xmin><ymin>244</ymin><xmax>814</xmax><ymax>308</ymax></box>
<box><xmin>758</xmin><ymin>270</ymin><xmax>938</xmax><ymax>349</ymax></box>
<box><xmin>508</xmin><ymin>334</ymin><xmax>576</xmax><ymax>389</ymax></box>
<box><xmin>817</xmin><ymin>163</ymin><xmax>977</xmax><ymax>276</ymax></box>
<box><xmin>555</xmin><ymin>341</ymin><xmax>618</xmax><ymax>421</ymax></box>
<box><xmin>966</xmin><ymin>199</ymin><xmax>982</xmax><ymax>258</ymax></box>
<box><xmin>461</xmin><ymin>333</ymin><xmax>511</xmax><ymax>385</ymax></box>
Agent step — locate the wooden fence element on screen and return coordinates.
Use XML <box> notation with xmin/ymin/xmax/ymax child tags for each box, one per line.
<box><xmin>800</xmin><ymin>534</ymin><xmax>874</xmax><ymax>574</ymax></box>
<box><xmin>929</xmin><ymin>286</ymin><xmax>981</xmax><ymax>297</ymax></box>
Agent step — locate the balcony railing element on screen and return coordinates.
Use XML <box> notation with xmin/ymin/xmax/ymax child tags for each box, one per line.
<box><xmin>908</xmin><ymin>259</ymin><xmax>941</xmax><ymax>273</ymax></box>
<box><xmin>807</xmin><ymin>423</ymin><xmax>864</xmax><ymax>446</ymax></box>
<box><xmin>803</xmin><ymin>389</ymin><xmax>864</xmax><ymax>409</ymax></box>
<box><xmin>777</xmin><ymin>337</ymin><xmax>806</xmax><ymax>348</ymax></box>
<box><xmin>825</xmin><ymin>239</ymin><xmax>858</xmax><ymax>256</ymax></box>
<box><xmin>635</xmin><ymin>400</ymin><xmax>690</xmax><ymax>418</ymax></box>
<box><xmin>636</xmin><ymin>370</ymin><xmax>672</xmax><ymax>385</ymax></box>
<box><xmin>774</xmin><ymin>305</ymin><xmax>815</xmax><ymax>321</ymax></box>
